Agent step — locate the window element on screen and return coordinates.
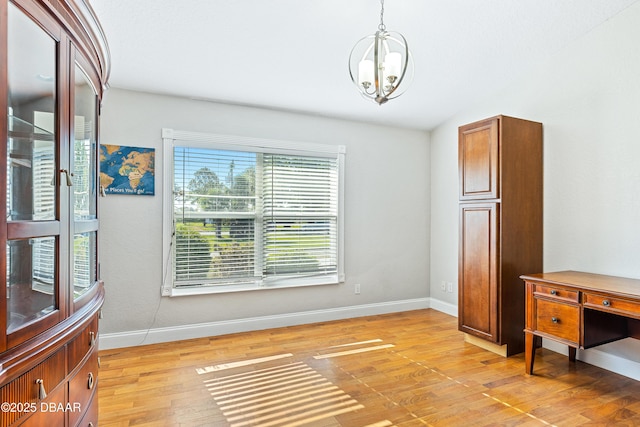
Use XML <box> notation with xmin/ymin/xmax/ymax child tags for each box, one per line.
<box><xmin>162</xmin><ymin>129</ymin><xmax>345</xmax><ymax>296</ymax></box>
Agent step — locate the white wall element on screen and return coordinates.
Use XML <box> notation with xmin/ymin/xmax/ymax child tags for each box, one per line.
<box><xmin>98</xmin><ymin>89</ymin><xmax>431</xmax><ymax>347</ymax></box>
<box><xmin>430</xmin><ymin>2</ymin><xmax>640</xmax><ymax>378</ymax></box>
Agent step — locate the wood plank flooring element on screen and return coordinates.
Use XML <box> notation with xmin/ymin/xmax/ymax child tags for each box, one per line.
<box><xmin>98</xmin><ymin>309</ymin><xmax>640</xmax><ymax>426</ymax></box>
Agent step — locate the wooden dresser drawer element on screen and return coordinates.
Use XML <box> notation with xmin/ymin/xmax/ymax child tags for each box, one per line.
<box><xmin>68</xmin><ymin>347</ymin><xmax>99</xmax><ymax>426</ymax></box>
<box><xmin>584</xmin><ymin>293</ymin><xmax>640</xmax><ymax>319</ymax></box>
<box><xmin>15</xmin><ymin>382</ymin><xmax>66</xmax><ymax>427</ymax></box>
<box><xmin>534</xmin><ymin>285</ymin><xmax>579</xmax><ymax>303</ymax></box>
<box><xmin>0</xmin><ymin>347</ymin><xmax>66</xmax><ymax>426</ymax></box>
<box><xmin>535</xmin><ymin>299</ymin><xmax>580</xmax><ymax>344</ymax></box>
<box><xmin>68</xmin><ymin>315</ymin><xmax>99</xmax><ymax>373</ymax></box>
<box><xmin>75</xmin><ymin>392</ymin><xmax>98</xmax><ymax>427</ymax></box>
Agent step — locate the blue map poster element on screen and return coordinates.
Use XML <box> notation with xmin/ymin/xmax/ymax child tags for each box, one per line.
<box><xmin>100</xmin><ymin>144</ymin><xmax>155</xmax><ymax>195</ymax></box>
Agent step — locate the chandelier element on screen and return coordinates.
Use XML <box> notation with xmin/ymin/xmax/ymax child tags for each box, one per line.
<box><xmin>348</xmin><ymin>0</ymin><xmax>414</xmax><ymax>105</ymax></box>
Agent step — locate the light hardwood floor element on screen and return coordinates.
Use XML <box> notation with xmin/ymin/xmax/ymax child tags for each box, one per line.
<box><xmin>98</xmin><ymin>309</ymin><xmax>640</xmax><ymax>426</ymax></box>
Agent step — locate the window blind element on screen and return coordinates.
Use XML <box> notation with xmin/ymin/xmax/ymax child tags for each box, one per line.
<box><xmin>173</xmin><ymin>147</ymin><xmax>257</xmax><ymax>286</ymax></box>
<box><xmin>262</xmin><ymin>154</ymin><xmax>338</xmax><ymax>279</ymax></box>
<box><xmin>171</xmin><ymin>146</ymin><xmax>339</xmax><ymax>288</ymax></box>
<box><xmin>73</xmin><ymin>232</ymin><xmax>97</xmax><ymax>297</ymax></box>
<box><xmin>32</xmin><ymin>142</ymin><xmax>55</xmax><ymax>220</ymax></box>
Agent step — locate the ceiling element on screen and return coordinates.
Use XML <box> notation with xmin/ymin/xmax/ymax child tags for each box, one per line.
<box><xmin>89</xmin><ymin>0</ymin><xmax>639</xmax><ymax>131</ymax></box>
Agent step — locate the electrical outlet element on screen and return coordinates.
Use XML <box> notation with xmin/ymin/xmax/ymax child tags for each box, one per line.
<box><xmin>354</xmin><ymin>283</ymin><xmax>361</xmax><ymax>294</ymax></box>
<box><xmin>441</xmin><ymin>281</ymin><xmax>446</xmax><ymax>291</ymax></box>
<box><xmin>447</xmin><ymin>282</ymin><xmax>453</xmax><ymax>293</ymax></box>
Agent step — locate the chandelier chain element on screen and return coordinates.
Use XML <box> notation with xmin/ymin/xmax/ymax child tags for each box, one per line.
<box><xmin>378</xmin><ymin>0</ymin><xmax>386</xmax><ymax>31</ymax></box>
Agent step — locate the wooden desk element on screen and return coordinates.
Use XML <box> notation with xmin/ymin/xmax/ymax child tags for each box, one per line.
<box><xmin>521</xmin><ymin>271</ymin><xmax>640</xmax><ymax>375</ymax></box>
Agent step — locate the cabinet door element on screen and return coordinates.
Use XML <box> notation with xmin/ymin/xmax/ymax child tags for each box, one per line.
<box><xmin>459</xmin><ymin>118</ymin><xmax>499</xmax><ymax>200</ymax></box>
<box><xmin>458</xmin><ymin>203</ymin><xmax>499</xmax><ymax>342</ymax></box>
<box><xmin>70</xmin><ymin>56</ymin><xmax>100</xmax><ymax>310</ymax></box>
<box><xmin>4</xmin><ymin>2</ymin><xmax>65</xmax><ymax>350</ymax></box>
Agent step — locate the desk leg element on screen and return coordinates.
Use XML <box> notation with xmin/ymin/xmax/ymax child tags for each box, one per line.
<box><xmin>568</xmin><ymin>346</ymin><xmax>577</xmax><ymax>362</ymax></box>
<box><xmin>525</xmin><ymin>332</ymin><xmax>536</xmax><ymax>375</ymax></box>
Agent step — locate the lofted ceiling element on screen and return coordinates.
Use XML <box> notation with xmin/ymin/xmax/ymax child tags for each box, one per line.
<box><xmin>89</xmin><ymin>0</ymin><xmax>639</xmax><ymax>131</ymax></box>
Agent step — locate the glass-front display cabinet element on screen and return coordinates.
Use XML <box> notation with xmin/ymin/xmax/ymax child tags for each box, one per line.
<box><xmin>1</xmin><ymin>0</ymin><xmax>109</xmax><ymax>425</ymax></box>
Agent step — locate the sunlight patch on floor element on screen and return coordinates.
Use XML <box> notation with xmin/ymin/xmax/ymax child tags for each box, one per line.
<box><xmin>201</xmin><ymin>361</ymin><xmax>368</xmax><ymax>427</ymax></box>
<box><xmin>196</xmin><ymin>353</ymin><xmax>294</xmax><ymax>374</ymax></box>
<box><xmin>313</xmin><ymin>344</ymin><xmax>395</xmax><ymax>360</ymax></box>
<box><xmin>328</xmin><ymin>339</ymin><xmax>384</xmax><ymax>348</ymax></box>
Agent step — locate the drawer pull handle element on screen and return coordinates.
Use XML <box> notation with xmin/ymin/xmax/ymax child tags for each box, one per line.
<box><xmin>36</xmin><ymin>379</ymin><xmax>47</xmax><ymax>399</ymax></box>
<box><xmin>88</xmin><ymin>372</ymin><xmax>94</xmax><ymax>390</ymax></box>
<box><xmin>89</xmin><ymin>424</ymin><xmax>94</xmax><ymax>427</ymax></box>
<box><xmin>602</xmin><ymin>300</ymin><xmax>611</xmax><ymax>307</ymax></box>
<box><xmin>90</xmin><ymin>331</ymin><xmax>96</xmax><ymax>347</ymax></box>
<box><xmin>551</xmin><ymin>317</ymin><xmax>559</xmax><ymax>324</ymax></box>
<box><xmin>550</xmin><ymin>290</ymin><xmax>558</xmax><ymax>295</ymax></box>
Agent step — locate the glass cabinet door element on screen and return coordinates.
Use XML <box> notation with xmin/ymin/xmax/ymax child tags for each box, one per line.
<box><xmin>71</xmin><ymin>64</ymin><xmax>99</xmax><ymax>303</ymax></box>
<box><xmin>6</xmin><ymin>2</ymin><xmax>60</xmax><ymax>335</ymax></box>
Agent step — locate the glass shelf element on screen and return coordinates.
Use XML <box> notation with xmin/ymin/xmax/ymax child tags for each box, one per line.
<box><xmin>8</xmin><ymin>115</ymin><xmax>54</xmax><ymax>141</ymax></box>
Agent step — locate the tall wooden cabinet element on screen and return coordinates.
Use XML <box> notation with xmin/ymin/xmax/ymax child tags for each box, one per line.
<box><xmin>458</xmin><ymin>115</ymin><xmax>542</xmax><ymax>356</ymax></box>
<box><xmin>1</xmin><ymin>0</ymin><xmax>109</xmax><ymax>425</ymax></box>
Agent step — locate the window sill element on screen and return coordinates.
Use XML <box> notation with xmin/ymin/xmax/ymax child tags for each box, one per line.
<box><xmin>162</xmin><ymin>274</ymin><xmax>343</xmax><ymax>297</ymax></box>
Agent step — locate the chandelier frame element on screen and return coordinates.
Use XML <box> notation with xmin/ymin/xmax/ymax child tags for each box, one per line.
<box><xmin>348</xmin><ymin>0</ymin><xmax>414</xmax><ymax>105</ymax></box>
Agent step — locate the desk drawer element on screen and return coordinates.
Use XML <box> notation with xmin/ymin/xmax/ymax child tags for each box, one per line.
<box><xmin>535</xmin><ymin>299</ymin><xmax>580</xmax><ymax>344</ymax></box>
<box><xmin>534</xmin><ymin>285</ymin><xmax>579</xmax><ymax>303</ymax></box>
<box><xmin>584</xmin><ymin>294</ymin><xmax>640</xmax><ymax>319</ymax></box>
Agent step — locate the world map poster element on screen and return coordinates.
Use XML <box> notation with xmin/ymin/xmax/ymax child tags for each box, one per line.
<box><xmin>100</xmin><ymin>144</ymin><xmax>155</xmax><ymax>195</ymax></box>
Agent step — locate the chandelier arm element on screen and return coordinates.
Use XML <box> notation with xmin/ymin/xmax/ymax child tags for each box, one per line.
<box><xmin>363</xmin><ymin>86</ymin><xmax>377</xmax><ymax>96</ymax></box>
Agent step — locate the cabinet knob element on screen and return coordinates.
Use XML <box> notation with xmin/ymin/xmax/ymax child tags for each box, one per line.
<box><xmin>550</xmin><ymin>289</ymin><xmax>557</xmax><ymax>295</ymax></box>
<box><xmin>88</xmin><ymin>372</ymin><xmax>94</xmax><ymax>390</ymax></box>
<box><xmin>602</xmin><ymin>300</ymin><xmax>611</xmax><ymax>307</ymax></box>
<box><xmin>551</xmin><ymin>317</ymin><xmax>559</xmax><ymax>324</ymax></box>
<box><xmin>36</xmin><ymin>379</ymin><xmax>47</xmax><ymax>399</ymax></box>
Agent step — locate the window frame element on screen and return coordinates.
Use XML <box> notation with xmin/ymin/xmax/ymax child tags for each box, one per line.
<box><xmin>161</xmin><ymin>128</ymin><xmax>345</xmax><ymax>297</ymax></box>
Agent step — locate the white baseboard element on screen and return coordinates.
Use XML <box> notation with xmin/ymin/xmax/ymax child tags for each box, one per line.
<box><xmin>428</xmin><ymin>298</ymin><xmax>458</xmax><ymax>317</ymax></box>
<box><xmin>100</xmin><ymin>297</ymin><xmax>431</xmax><ymax>350</ymax></box>
<box><xmin>543</xmin><ymin>338</ymin><xmax>640</xmax><ymax>381</ymax></box>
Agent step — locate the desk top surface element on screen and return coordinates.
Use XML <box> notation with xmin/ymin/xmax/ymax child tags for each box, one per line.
<box><xmin>520</xmin><ymin>271</ymin><xmax>640</xmax><ymax>299</ymax></box>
